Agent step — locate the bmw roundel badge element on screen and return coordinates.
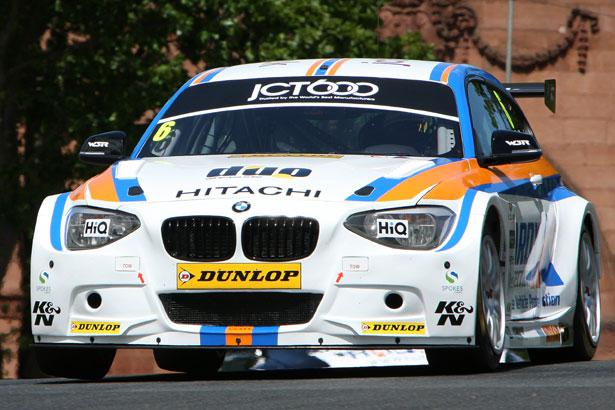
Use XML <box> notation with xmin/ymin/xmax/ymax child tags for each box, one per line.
<box><xmin>232</xmin><ymin>201</ymin><xmax>251</xmax><ymax>213</ymax></box>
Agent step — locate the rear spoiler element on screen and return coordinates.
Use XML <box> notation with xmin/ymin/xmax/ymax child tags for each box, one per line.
<box><xmin>504</xmin><ymin>79</ymin><xmax>556</xmax><ymax>113</ymax></box>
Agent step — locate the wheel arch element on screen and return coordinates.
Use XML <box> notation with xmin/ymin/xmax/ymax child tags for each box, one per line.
<box><xmin>480</xmin><ymin>199</ymin><xmax>509</xmax><ymax>265</ymax></box>
<box><xmin>582</xmin><ymin>203</ymin><xmax>602</xmax><ymax>279</ymax></box>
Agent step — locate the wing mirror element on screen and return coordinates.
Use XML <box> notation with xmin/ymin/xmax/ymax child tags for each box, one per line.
<box><xmin>480</xmin><ymin>130</ymin><xmax>542</xmax><ymax>166</ymax></box>
<box><xmin>78</xmin><ymin>131</ymin><xmax>127</xmax><ymax>165</ymax></box>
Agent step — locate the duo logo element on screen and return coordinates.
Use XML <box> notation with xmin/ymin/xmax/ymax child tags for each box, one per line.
<box><xmin>207</xmin><ymin>165</ymin><xmax>311</xmax><ymax>179</ymax></box>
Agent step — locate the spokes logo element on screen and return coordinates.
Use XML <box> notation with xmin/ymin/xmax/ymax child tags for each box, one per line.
<box><xmin>39</xmin><ymin>271</ymin><xmax>49</xmax><ymax>284</ymax></box>
<box><xmin>32</xmin><ymin>301</ymin><xmax>61</xmax><ymax>326</ymax></box>
<box><xmin>445</xmin><ymin>271</ymin><xmax>458</xmax><ymax>284</ymax></box>
<box><xmin>435</xmin><ymin>300</ymin><xmax>473</xmax><ymax>326</ymax></box>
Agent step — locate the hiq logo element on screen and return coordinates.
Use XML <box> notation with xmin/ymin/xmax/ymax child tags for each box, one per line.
<box><xmin>83</xmin><ymin>218</ymin><xmax>110</xmax><ymax>238</ymax></box>
<box><xmin>376</xmin><ymin>219</ymin><xmax>409</xmax><ymax>239</ymax></box>
<box><xmin>207</xmin><ymin>165</ymin><xmax>311</xmax><ymax>179</ymax></box>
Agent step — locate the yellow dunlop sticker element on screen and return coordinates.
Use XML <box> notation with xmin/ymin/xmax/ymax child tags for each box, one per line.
<box><xmin>361</xmin><ymin>322</ymin><xmax>425</xmax><ymax>335</ymax></box>
<box><xmin>70</xmin><ymin>321</ymin><xmax>121</xmax><ymax>335</ymax></box>
<box><xmin>177</xmin><ymin>263</ymin><xmax>301</xmax><ymax>290</ymax></box>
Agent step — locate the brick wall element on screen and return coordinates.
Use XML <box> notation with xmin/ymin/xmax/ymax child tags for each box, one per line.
<box><xmin>453</xmin><ymin>0</ymin><xmax>615</xmax><ymax>322</ymax></box>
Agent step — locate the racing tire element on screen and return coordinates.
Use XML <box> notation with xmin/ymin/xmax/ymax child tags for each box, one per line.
<box><xmin>425</xmin><ymin>228</ymin><xmax>504</xmax><ymax>372</ymax></box>
<box><xmin>154</xmin><ymin>348</ymin><xmax>225</xmax><ymax>375</ymax></box>
<box><xmin>36</xmin><ymin>347</ymin><xmax>116</xmax><ymax>380</ymax></box>
<box><xmin>528</xmin><ymin>227</ymin><xmax>600</xmax><ymax>364</ymax></box>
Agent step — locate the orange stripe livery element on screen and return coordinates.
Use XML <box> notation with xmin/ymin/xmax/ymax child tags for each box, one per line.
<box><xmin>328</xmin><ymin>58</ymin><xmax>350</xmax><ymax>75</ymax></box>
<box><xmin>440</xmin><ymin>64</ymin><xmax>458</xmax><ymax>83</ymax></box>
<box><xmin>305</xmin><ymin>59</ymin><xmax>328</xmax><ymax>76</ymax></box>
<box><xmin>225</xmin><ymin>326</ymin><xmax>254</xmax><ymax>346</ymax></box>
<box><xmin>379</xmin><ymin>158</ymin><xmax>559</xmax><ymax>202</ymax></box>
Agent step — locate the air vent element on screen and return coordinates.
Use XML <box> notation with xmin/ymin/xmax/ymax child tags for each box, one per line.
<box><xmin>242</xmin><ymin>217</ymin><xmax>319</xmax><ymax>261</ymax></box>
<box><xmin>161</xmin><ymin>216</ymin><xmax>236</xmax><ymax>261</ymax></box>
<box><xmin>159</xmin><ymin>292</ymin><xmax>323</xmax><ymax>326</ymax></box>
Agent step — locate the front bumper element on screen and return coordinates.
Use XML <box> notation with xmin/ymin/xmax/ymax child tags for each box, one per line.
<box><xmin>31</xmin><ymin>197</ymin><xmax>482</xmax><ymax>349</ymax></box>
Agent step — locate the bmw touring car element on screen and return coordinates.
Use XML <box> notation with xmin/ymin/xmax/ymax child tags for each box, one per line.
<box><xmin>31</xmin><ymin>58</ymin><xmax>601</xmax><ymax>378</ymax></box>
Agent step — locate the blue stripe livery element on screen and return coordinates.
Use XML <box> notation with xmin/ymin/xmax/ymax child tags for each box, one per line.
<box><xmin>314</xmin><ymin>58</ymin><xmax>341</xmax><ymax>75</ymax></box>
<box><xmin>112</xmin><ymin>163</ymin><xmax>146</xmax><ymax>202</ymax></box>
<box><xmin>50</xmin><ymin>193</ymin><xmax>70</xmax><ymax>251</ymax></box>
<box><xmin>345</xmin><ymin>158</ymin><xmax>458</xmax><ymax>202</ymax></box>
<box><xmin>199</xmin><ymin>326</ymin><xmax>227</xmax><ymax>346</ymax></box>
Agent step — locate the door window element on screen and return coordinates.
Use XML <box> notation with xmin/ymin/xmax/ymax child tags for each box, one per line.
<box><xmin>467</xmin><ymin>81</ymin><xmax>532</xmax><ymax>157</ymax></box>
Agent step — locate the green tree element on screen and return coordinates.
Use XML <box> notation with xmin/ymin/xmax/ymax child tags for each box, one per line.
<box><xmin>0</xmin><ymin>0</ymin><xmax>432</xmax><ymax>377</ymax></box>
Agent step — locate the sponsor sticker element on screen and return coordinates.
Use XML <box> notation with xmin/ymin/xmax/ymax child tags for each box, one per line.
<box><xmin>177</xmin><ymin>263</ymin><xmax>301</xmax><ymax>289</ymax></box>
<box><xmin>176</xmin><ymin>185</ymin><xmax>322</xmax><ymax>199</ymax></box>
<box><xmin>246</xmin><ymin>79</ymin><xmax>379</xmax><ymax>102</ymax></box>
<box><xmin>83</xmin><ymin>218</ymin><xmax>110</xmax><ymax>238</ymax></box>
<box><xmin>435</xmin><ymin>301</ymin><xmax>474</xmax><ymax>326</ymax></box>
<box><xmin>361</xmin><ymin>322</ymin><xmax>425</xmax><ymax>335</ymax></box>
<box><xmin>442</xmin><ymin>271</ymin><xmax>463</xmax><ymax>293</ymax></box>
<box><xmin>88</xmin><ymin>141</ymin><xmax>109</xmax><ymax>148</ymax></box>
<box><xmin>342</xmin><ymin>257</ymin><xmax>369</xmax><ymax>272</ymax></box>
<box><xmin>35</xmin><ymin>271</ymin><xmax>52</xmax><ymax>294</ymax></box>
<box><xmin>32</xmin><ymin>301</ymin><xmax>61</xmax><ymax>326</ymax></box>
<box><xmin>115</xmin><ymin>256</ymin><xmax>140</xmax><ymax>272</ymax></box>
<box><xmin>71</xmin><ymin>321</ymin><xmax>121</xmax><ymax>335</ymax></box>
<box><xmin>206</xmin><ymin>165</ymin><xmax>311</xmax><ymax>179</ymax></box>
<box><xmin>542</xmin><ymin>293</ymin><xmax>561</xmax><ymax>307</ymax></box>
<box><xmin>376</xmin><ymin>219</ymin><xmax>409</xmax><ymax>239</ymax></box>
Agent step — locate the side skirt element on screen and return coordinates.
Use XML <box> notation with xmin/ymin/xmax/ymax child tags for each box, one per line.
<box><xmin>505</xmin><ymin>307</ymin><xmax>575</xmax><ymax>349</ymax></box>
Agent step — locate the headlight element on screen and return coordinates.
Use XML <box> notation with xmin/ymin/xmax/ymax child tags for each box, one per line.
<box><xmin>344</xmin><ymin>207</ymin><xmax>455</xmax><ymax>250</ymax></box>
<box><xmin>65</xmin><ymin>207</ymin><xmax>140</xmax><ymax>250</ymax></box>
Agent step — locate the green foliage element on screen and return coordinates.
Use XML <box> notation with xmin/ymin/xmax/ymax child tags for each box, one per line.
<box><xmin>0</xmin><ymin>0</ymin><xmax>432</xmax><ymax>377</ymax></box>
<box><xmin>171</xmin><ymin>0</ymin><xmax>433</xmax><ymax>66</ymax></box>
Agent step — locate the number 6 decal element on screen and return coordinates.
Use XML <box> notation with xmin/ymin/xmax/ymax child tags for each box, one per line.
<box><xmin>152</xmin><ymin>121</ymin><xmax>176</xmax><ymax>142</ymax></box>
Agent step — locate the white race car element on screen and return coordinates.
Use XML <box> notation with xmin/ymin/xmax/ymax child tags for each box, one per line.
<box><xmin>31</xmin><ymin>58</ymin><xmax>601</xmax><ymax>379</ymax></box>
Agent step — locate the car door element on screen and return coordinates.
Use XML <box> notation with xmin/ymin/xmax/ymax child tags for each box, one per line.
<box><xmin>467</xmin><ymin>79</ymin><xmax>555</xmax><ymax>320</ymax></box>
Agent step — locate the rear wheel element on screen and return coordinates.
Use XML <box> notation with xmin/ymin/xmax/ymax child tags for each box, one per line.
<box><xmin>36</xmin><ymin>347</ymin><xmax>116</xmax><ymax>380</ymax></box>
<box><xmin>573</xmin><ymin>229</ymin><xmax>601</xmax><ymax>359</ymax></box>
<box><xmin>528</xmin><ymin>227</ymin><xmax>600</xmax><ymax>363</ymax></box>
<box><xmin>426</xmin><ymin>228</ymin><xmax>504</xmax><ymax>371</ymax></box>
<box><xmin>154</xmin><ymin>348</ymin><xmax>225</xmax><ymax>375</ymax></box>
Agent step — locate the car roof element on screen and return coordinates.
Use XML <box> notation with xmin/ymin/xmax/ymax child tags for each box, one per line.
<box><xmin>188</xmin><ymin>58</ymin><xmax>500</xmax><ymax>86</ymax></box>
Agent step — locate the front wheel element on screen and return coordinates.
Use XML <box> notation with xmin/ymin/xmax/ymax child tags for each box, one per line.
<box><xmin>528</xmin><ymin>227</ymin><xmax>600</xmax><ymax>363</ymax></box>
<box><xmin>426</xmin><ymin>229</ymin><xmax>504</xmax><ymax>372</ymax></box>
<box><xmin>472</xmin><ymin>230</ymin><xmax>505</xmax><ymax>370</ymax></box>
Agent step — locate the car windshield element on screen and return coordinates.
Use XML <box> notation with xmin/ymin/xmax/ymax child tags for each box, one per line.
<box><xmin>137</xmin><ymin>77</ymin><xmax>462</xmax><ymax>158</ymax></box>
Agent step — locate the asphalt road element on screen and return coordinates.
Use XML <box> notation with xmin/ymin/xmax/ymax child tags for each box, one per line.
<box><xmin>2</xmin><ymin>360</ymin><xmax>613</xmax><ymax>409</ymax></box>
